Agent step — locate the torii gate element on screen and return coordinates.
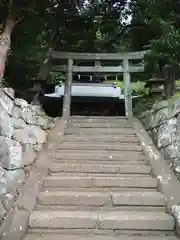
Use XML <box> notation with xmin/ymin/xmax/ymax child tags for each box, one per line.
<box><xmin>50</xmin><ymin>51</ymin><xmax>146</xmax><ymax>120</ymax></box>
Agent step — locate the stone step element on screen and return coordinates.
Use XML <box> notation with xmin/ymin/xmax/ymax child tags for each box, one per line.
<box><xmin>58</xmin><ymin>143</ymin><xmax>141</xmax><ymax>151</ymax></box>
<box><xmin>63</xmin><ymin>135</ymin><xmax>139</xmax><ymax>143</ymax></box>
<box><xmin>50</xmin><ymin>173</ymin><xmax>152</xmax><ymax>178</ymax></box>
<box><xmin>38</xmin><ymin>191</ymin><xmax>165</xmax><ymax>207</ymax></box>
<box><xmin>70</xmin><ymin>120</ymin><xmax>131</xmax><ymax>125</ymax></box>
<box><xmin>65</xmin><ymin>128</ymin><xmax>136</xmax><ymax>135</ymax></box>
<box><xmin>54</xmin><ymin>151</ymin><xmax>144</xmax><ymax>161</ymax></box>
<box><xmin>27</xmin><ymin>229</ymin><xmax>177</xmax><ymax>237</ymax></box>
<box><xmin>23</xmin><ymin>116</ymin><xmax>178</xmax><ymax>239</ymax></box>
<box><xmin>49</xmin><ymin>163</ymin><xmax>151</xmax><ymax>174</ymax></box>
<box><xmin>43</xmin><ymin>176</ymin><xmax>157</xmax><ymax>189</ymax></box>
<box><xmin>36</xmin><ymin>205</ymin><xmax>165</xmax><ymax>212</ymax></box>
<box><xmin>24</xmin><ymin>234</ymin><xmax>179</xmax><ymax>240</ymax></box>
<box><xmin>70</xmin><ymin>117</ymin><xmax>129</xmax><ymax>122</ymax></box>
<box><xmin>43</xmin><ymin>187</ymin><xmax>158</xmax><ymax>192</ymax></box>
<box><xmin>112</xmin><ymin>192</ymin><xmax>165</xmax><ymax>206</ymax></box>
<box><xmin>52</xmin><ymin>159</ymin><xmax>148</xmax><ymax>165</ymax></box>
<box><xmin>71</xmin><ymin>123</ymin><xmax>132</xmax><ymax>128</ymax></box>
<box><xmin>71</xmin><ymin>116</ymin><xmax>128</xmax><ymax>119</ymax></box>
<box><xmin>29</xmin><ymin>210</ymin><xmax>174</xmax><ymax>230</ymax></box>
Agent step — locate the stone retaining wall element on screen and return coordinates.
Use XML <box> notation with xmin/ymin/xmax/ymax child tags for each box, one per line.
<box><xmin>0</xmin><ymin>88</ymin><xmax>56</xmax><ymax>226</ymax></box>
<box><xmin>139</xmin><ymin>98</ymin><xmax>180</xmax><ymax>174</ymax></box>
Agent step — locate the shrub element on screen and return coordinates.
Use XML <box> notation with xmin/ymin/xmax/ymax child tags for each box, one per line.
<box><xmin>104</xmin><ymin>80</ymin><xmax>148</xmax><ymax>95</ymax></box>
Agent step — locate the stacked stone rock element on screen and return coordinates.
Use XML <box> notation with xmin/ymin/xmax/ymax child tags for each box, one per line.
<box><xmin>139</xmin><ymin>98</ymin><xmax>180</xmax><ymax>174</ymax></box>
<box><xmin>0</xmin><ymin>88</ymin><xmax>56</xmax><ymax>225</ymax></box>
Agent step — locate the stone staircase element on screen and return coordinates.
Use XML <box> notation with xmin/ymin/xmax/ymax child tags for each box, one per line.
<box><xmin>24</xmin><ymin>116</ymin><xmax>178</xmax><ymax>240</ymax></box>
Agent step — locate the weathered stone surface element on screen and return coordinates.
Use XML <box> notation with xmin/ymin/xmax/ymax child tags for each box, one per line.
<box><xmin>150</xmin><ymin>107</ymin><xmax>170</xmax><ymax>128</ymax></box>
<box><xmin>12</xmin><ymin>118</ymin><xmax>27</xmax><ymax>129</ymax></box>
<box><xmin>172</xmin><ymin>98</ymin><xmax>180</xmax><ymax>117</ymax></box>
<box><xmin>22</xmin><ymin>235</ymin><xmax>180</xmax><ymax>240</ymax></box>
<box><xmin>172</xmin><ymin>205</ymin><xmax>180</xmax><ymax>229</ymax></box>
<box><xmin>151</xmin><ymin>127</ymin><xmax>158</xmax><ymax>145</ymax></box>
<box><xmin>112</xmin><ymin>192</ymin><xmax>165</xmax><ymax>206</ymax></box>
<box><xmin>0</xmin><ymin>109</ymin><xmax>14</xmax><ymax>138</ymax></box>
<box><xmin>22</xmin><ymin>144</ymin><xmax>36</xmax><ymax>166</ymax></box>
<box><xmin>29</xmin><ymin>210</ymin><xmax>98</xmax><ymax>229</ymax></box>
<box><xmin>11</xmin><ymin>107</ymin><xmax>21</xmax><ymax>119</ymax></box>
<box><xmin>3</xmin><ymin>87</ymin><xmax>14</xmax><ymax>99</ymax></box>
<box><xmin>26</xmin><ymin>126</ymin><xmax>47</xmax><ymax>144</ymax></box>
<box><xmin>152</xmin><ymin>100</ymin><xmax>169</xmax><ymax>112</ymax></box>
<box><xmin>0</xmin><ymin>139</ymin><xmax>35</xmax><ymax>171</ymax></box>
<box><xmin>156</xmin><ymin>118</ymin><xmax>177</xmax><ymax>148</ymax></box>
<box><xmin>31</xmin><ymin>105</ymin><xmax>46</xmax><ymax>117</ymax></box>
<box><xmin>140</xmin><ymin>98</ymin><xmax>180</xmax><ymax>174</ymax></box>
<box><xmin>43</xmin><ymin>176</ymin><xmax>157</xmax><ymax>188</ymax></box>
<box><xmin>0</xmin><ymin>167</ymin><xmax>9</xmax><ymax>195</ymax></box>
<box><xmin>5</xmin><ymin>169</ymin><xmax>25</xmax><ymax>194</ymax></box>
<box><xmin>161</xmin><ymin>143</ymin><xmax>179</xmax><ymax>160</ymax></box>
<box><xmin>0</xmin><ymin>90</ymin><xmax>14</xmax><ymax>115</ymax></box>
<box><xmin>0</xmin><ymin>201</ymin><xmax>6</xmax><ymax>223</ymax></box>
<box><xmin>14</xmin><ymin>98</ymin><xmax>29</xmax><ymax>108</ymax></box>
<box><xmin>99</xmin><ymin>211</ymin><xmax>174</xmax><ymax>230</ymax></box>
<box><xmin>58</xmin><ymin>142</ymin><xmax>141</xmax><ymax>151</ymax></box>
<box><xmin>21</xmin><ymin>108</ymin><xmax>36</xmax><ymax>125</ymax></box>
<box><xmin>176</xmin><ymin>113</ymin><xmax>180</xmax><ymax>141</ymax></box>
<box><xmin>13</xmin><ymin>129</ymin><xmax>34</xmax><ymax>144</ymax></box>
<box><xmin>13</xmin><ymin>126</ymin><xmax>47</xmax><ymax>145</ymax></box>
<box><xmin>128</xmin><ymin>116</ymin><xmax>180</xmax><ymax>224</ymax></box>
<box><xmin>8</xmin><ymin>117</ymin><xmax>179</xmax><ymax>239</ymax></box>
<box><xmin>1</xmin><ymin>192</ymin><xmax>16</xmax><ymax>211</ymax></box>
<box><xmin>0</xmin><ymin>137</ymin><xmax>9</xmax><ymax>160</ymax></box>
<box><xmin>48</xmin><ymin>121</ymin><xmax>55</xmax><ymax>130</ymax></box>
<box><xmin>17</xmin><ymin>173</ymin><xmax>40</xmax><ymax>212</ymax></box>
<box><xmin>0</xmin><ymin>137</ymin><xmax>22</xmax><ymax>170</ymax></box>
<box><xmin>0</xmin><ymin>87</ymin><xmax>55</xmax><ymax>231</ymax></box>
<box><xmin>0</xmin><ymin>209</ymin><xmax>29</xmax><ymax>240</ymax></box>
<box><xmin>0</xmin><ymin>167</ymin><xmax>25</xmax><ymax>196</ymax></box>
<box><xmin>17</xmin><ymin>146</ymin><xmax>51</xmax><ymax>214</ymax></box>
<box><xmin>49</xmin><ymin>163</ymin><xmax>151</xmax><ymax>174</ymax></box>
<box><xmin>38</xmin><ymin>191</ymin><xmax>111</xmax><ymax>206</ymax></box>
<box><xmin>36</xmin><ymin>116</ymin><xmax>50</xmax><ymax>130</ymax></box>
<box><xmin>139</xmin><ymin>110</ymin><xmax>150</xmax><ymax>120</ymax></box>
<box><xmin>143</xmin><ymin>111</ymin><xmax>153</xmax><ymax>130</ymax></box>
<box><xmin>33</xmin><ymin>143</ymin><xmax>43</xmax><ymax>152</ymax></box>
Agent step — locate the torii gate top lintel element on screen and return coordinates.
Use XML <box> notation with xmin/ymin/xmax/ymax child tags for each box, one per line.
<box><xmin>51</xmin><ymin>50</ymin><xmax>147</xmax><ymax>60</ymax></box>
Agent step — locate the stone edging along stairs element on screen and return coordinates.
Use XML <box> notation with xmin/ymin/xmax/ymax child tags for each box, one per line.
<box><xmin>14</xmin><ymin>117</ymin><xmax>180</xmax><ymax>239</ymax></box>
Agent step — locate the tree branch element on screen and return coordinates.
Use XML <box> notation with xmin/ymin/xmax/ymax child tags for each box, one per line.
<box><xmin>8</xmin><ymin>0</ymin><xmax>14</xmax><ymax>10</ymax></box>
<box><xmin>15</xmin><ymin>16</ymin><xmax>24</xmax><ymax>25</ymax></box>
<box><xmin>103</xmin><ymin>22</ymin><xmax>148</xmax><ymax>46</ymax></box>
<box><xmin>36</xmin><ymin>29</ymin><xmax>60</xmax><ymax>81</ymax></box>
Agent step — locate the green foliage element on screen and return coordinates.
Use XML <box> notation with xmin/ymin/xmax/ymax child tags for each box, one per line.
<box><xmin>48</xmin><ymin>72</ymin><xmax>65</xmax><ymax>85</ymax></box>
<box><xmin>131</xmin><ymin>81</ymin><xmax>148</xmax><ymax>95</ymax></box>
<box><xmin>133</xmin><ymin>97</ymin><xmax>155</xmax><ymax>116</ymax></box>
<box><xmin>0</xmin><ymin>78</ymin><xmax>9</xmax><ymax>88</ymax></box>
<box><xmin>1</xmin><ymin>0</ymin><xmax>179</xmax><ymax>96</ymax></box>
<box><xmin>0</xmin><ymin>0</ymin><xmax>130</xmax><ymax>88</ymax></box>
<box><xmin>104</xmin><ymin>80</ymin><xmax>149</xmax><ymax>95</ymax></box>
<box><xmin>167</xmin><ymin>92</ymin><xmax>180</xmax><ymax>106</ymax></box>
<box><xmin>144</xmin><ymin>25</ymin><xmax>180</xmax><ymax>73</ymax></box>
<box><xmin>130</xmin><ymin>0</ymin><xmax>180</xmax><ymax>74</ymax></box>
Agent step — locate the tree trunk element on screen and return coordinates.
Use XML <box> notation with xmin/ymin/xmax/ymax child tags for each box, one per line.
<box><xmin>30</xmin><ymin>53</ymin><xmax>52</xmax><ymax>105</ymax></box>
<box><xmin>36</xmin><ymin>32</ymin><xmax>59</xmax><ymax>82</ymax></box>
<box><xmin>30</xmin><ymin>33</ymin><xmax>59</xmax><ymax>104</ymax></box>
<box><xmin>163</xmin><ymin>67</ymin><xmax>175</xmax><ymax>99</ymax></box>
<box><xmin>36</xmin><ymin>52</ymin><xmax>52</xmax><ymax>81</ymax></box>
<box><xmin>0</xmin><ymin>13</ymin><xmax>16</xmax><ymax>83</ymax></box>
